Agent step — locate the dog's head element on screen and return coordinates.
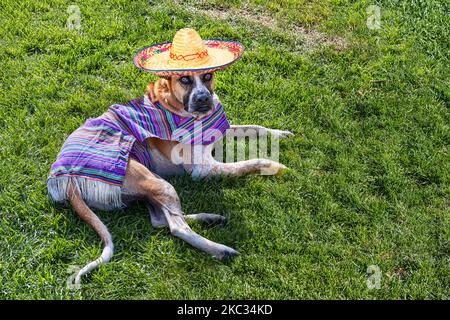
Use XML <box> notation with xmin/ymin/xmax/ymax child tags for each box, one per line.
<box><xmin>171</xmin><ymin>72</ymin><xmax>215</xmax><ymax>114</ymax></box>
<box><xmin>153</xmin><ymin>72</ymin><xmax>215</xmax><ymax>117</ymax></box>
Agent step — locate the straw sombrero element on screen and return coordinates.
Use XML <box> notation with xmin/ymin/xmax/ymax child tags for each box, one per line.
<box><xmin>133</xmin><ymin>28</ymin><xmax>244</xmax><ymax>76</ymax></box>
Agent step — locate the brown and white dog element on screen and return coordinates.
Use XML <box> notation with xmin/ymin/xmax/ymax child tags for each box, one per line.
<box><xmin>69</xmin><ymin>72</ymin><xmax>293</xmax><ymax>284</ymax></box>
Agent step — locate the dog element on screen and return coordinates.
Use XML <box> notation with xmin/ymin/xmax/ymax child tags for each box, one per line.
<box><xmin>60</xmin><ymin>72</ymin><xmax>292</xmax><ymax>285</ymax></box>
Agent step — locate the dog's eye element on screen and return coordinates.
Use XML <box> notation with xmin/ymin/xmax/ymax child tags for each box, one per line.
<box><xmin>203</xmin><ymin>73</ymin><xmax>213</xmax><ymax>81</ymax></box>
<box><xmin>179</xmin><ymin>76</ymin><xmax>192</xmax><ymax>85</ymax></box>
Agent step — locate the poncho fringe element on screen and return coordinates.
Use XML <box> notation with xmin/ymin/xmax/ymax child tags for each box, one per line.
<box><xmin>47</xmin><ymin>176</ymin><xmax>125</xmax><ymax>210</ymax></box>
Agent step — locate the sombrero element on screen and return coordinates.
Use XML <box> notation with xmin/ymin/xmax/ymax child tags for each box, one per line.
<box><xmin>133</xmin><ymin>28</ymin><xmax>244</xmax><ymax>76</ymax></box>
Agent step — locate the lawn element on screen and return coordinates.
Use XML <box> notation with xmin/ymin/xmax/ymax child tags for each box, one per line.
<box><xmin>0</xmin><ymin>0</ymin><xmax>448</xmax><ymax>299</ymax></box>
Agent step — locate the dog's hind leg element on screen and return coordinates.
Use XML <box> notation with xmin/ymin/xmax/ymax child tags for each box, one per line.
<box><xmin>123</xmin><ymin>159</ymin><xmax>238</xmax><ymax>260</ymax></box>
<box><xmin>229</xmin><ymin>125</ymin><xmax>293</xmax><ymax>139</ymax></box>
<box><xmin>147</xmin><ymin>202</ymin><xmax>169</xmax><ymax>228</ymax></box>
<box><xmin>67</xmin><ymin>181</ymin><xmax>114</xmax><ymax>285</ymax></box>
<box><xmin>161</xmin><ymin>208</ymin><xmax>238</xmax><ymax>259</ymax></box>
<box><xmin>148</xmin><ymin>203</ymin><xmax>226</xmax><ymax>226</ymax></box>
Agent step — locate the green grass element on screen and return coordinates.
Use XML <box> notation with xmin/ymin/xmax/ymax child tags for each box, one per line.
<box><xmin>0</xmin><ymin>0</ymin><xmax>448</xmax><ymax>299</ymax></box>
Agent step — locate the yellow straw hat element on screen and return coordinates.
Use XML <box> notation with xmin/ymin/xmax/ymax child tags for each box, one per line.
<box><xmin>133</xmin><ymin>28</ymin><xmax>244</xmax><ymax>76</ymax></box>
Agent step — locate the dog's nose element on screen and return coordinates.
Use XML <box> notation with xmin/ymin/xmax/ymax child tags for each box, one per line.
<box><xmin>193</xmin><ymin>93</ymin><xmax>211</xmax><ymax>105</ymax></box>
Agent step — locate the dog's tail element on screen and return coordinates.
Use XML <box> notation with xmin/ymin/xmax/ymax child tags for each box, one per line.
<box><xmin>67</xmin><ymin>181</ymin><xmax>114</xmax><ymax>285</ymax></box>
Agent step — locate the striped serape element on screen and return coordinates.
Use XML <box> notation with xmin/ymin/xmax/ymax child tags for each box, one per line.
<box><xmin>47</xmin><ymin>94</ymin><xmax>229</xmax><ymax>209</ymax></box>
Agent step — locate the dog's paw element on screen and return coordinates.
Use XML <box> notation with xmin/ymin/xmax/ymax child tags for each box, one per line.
<box><xmin>268</xmin><ymin>129</ymin><xmax>294</xmax><ymax>139</ymax></box>
<box><xmin>259</xmin><ymin>160</ymin><xmax>288</xmax><ymax>176</ymax></box>
<box><xmin>214</xmin><ymin>247</ymin><xmax>240</xmax><ymax>261</ymax></box>
<box><xmin>185</xmin><ymin>213</ymin><xmax>228</xmax><ymax>226</ymax></box>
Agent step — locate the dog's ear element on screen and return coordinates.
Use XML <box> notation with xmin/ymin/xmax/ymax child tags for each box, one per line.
<box><xmin>147</xmin><ymin>76</ymin><xmax>171</xmax><ymax>101</ymax></box>
<box><xmin>159</xmin><ymin>75</ymin><xmax>171</xmax><ymax>81</ymax></box>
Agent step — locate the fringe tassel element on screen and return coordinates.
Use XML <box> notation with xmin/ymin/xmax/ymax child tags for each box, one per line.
<box><xmin>47</xmin><ymin>176</ymin><xmax>125</xmax><ymax>211</ymax></box>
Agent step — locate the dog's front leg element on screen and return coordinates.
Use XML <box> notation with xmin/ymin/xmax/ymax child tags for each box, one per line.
<box><xmin>147</xmin><ymin>203</ymin><xmax>226</xmax><ymax>227</ymax></box>
<box><xmin>229</xmin><ymin>125</ymin><xmax>293</xmax><ymax>139</ymax></box>
<box><xmin>185</xmin><ymin>147</ymin><xmax>284</xmax><ymax>178</ymax></box>
<box><xmin>188</xmin><ymin>144</ymin><xmax>287</xmax><ymax>178</ymax></box>
<box><xmin>193</xmin><ymin>158</ymin><xmax>287</xmax><ymax>178</ymax></box>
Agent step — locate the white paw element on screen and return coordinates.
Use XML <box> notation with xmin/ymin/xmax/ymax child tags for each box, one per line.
<box><xmin>259</xmin><ymin>160</ymin><xmax>288</xmax><ymax>176</ymax></box>
<box><xmin>268</xmin><ymin>129</ymin><xmax>294</xmax><ymax>139</ymax></box>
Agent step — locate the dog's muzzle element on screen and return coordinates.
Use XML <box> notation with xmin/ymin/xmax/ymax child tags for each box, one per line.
<box><xmin>190</xmin><ymin>92</ymin><xmax>213</xmax><ymax>113</ymax></box>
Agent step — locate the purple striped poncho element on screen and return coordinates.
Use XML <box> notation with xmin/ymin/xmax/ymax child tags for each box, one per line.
<box><xmin>47</xmin><ymin>94</ymin><xmax>229</xmax><ymax>209</ymax></box>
